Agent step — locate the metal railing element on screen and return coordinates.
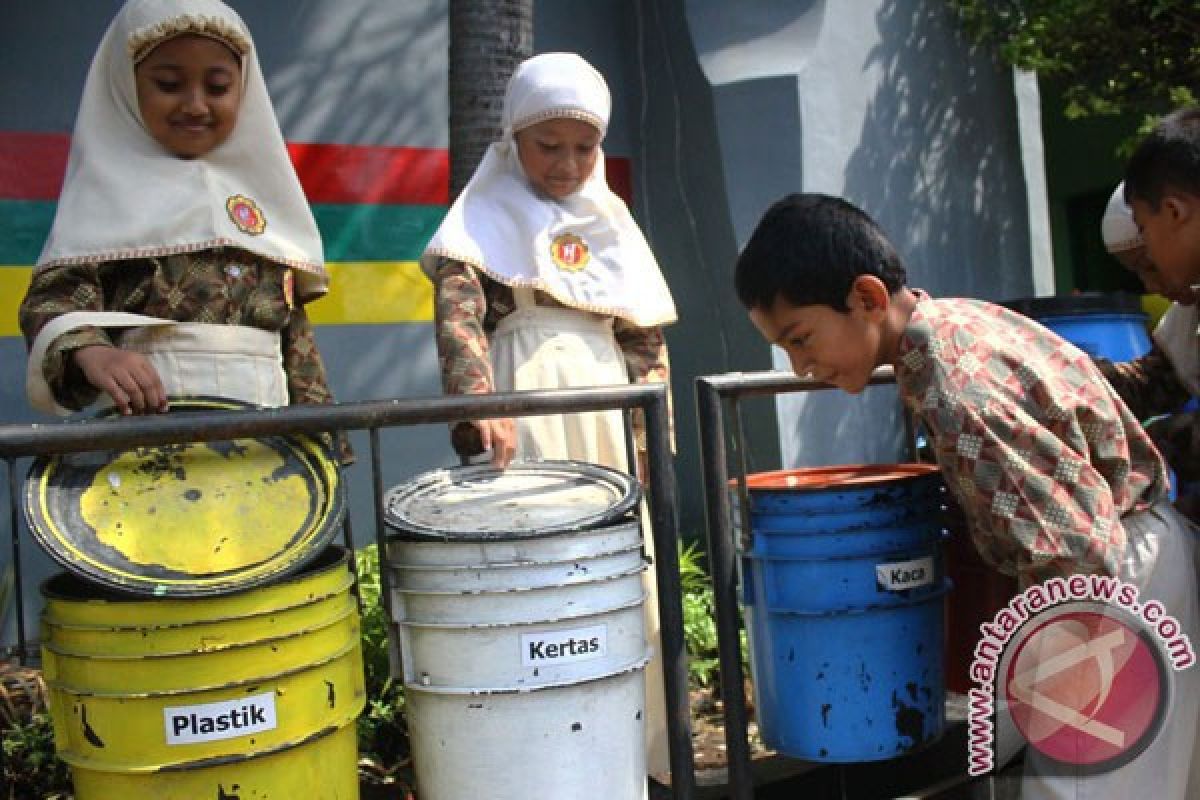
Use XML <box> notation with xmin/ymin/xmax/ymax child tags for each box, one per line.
<box><xmin>1</xmin><ymin>384</ymin><xmax>698</xmax><ymax>800</ymax></box>
<box><xmin>695</xmin><ymin>367</ymin><xmax>912</xmax><ymax>800</ymax></box>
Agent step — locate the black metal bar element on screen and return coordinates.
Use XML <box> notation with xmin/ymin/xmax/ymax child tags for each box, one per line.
<box><xmin>729</xmin><ymin>396</ymin><xmax>755</xmax><ymax>553</ymax></box>
<box><xmin>1</xmin><ymin>382</ymin><xmax>695</xmax><ymax>792</ymax></box>
<box><xmin>342</xmin><ymin>512</ymin><xmax>362</xmax><ymax>610</ymax></box>
<box><xmin>6</xmin><ymin>458</ymin><xmax>26</xmax><ymax>665</ymax></box>
<box><xmin>695</xmin><ymin>378</ymin><xmax>754</xmax><ymax>800</ymax></box>
<box><xmin>643</xmin><ymin>390</ymin><xmax>694</xmax><ymax>800</ymax></box>
<box><xmin>368</xmin><ymin>428</ymin><xmax>401</xmax><ymax>679</ymax></box>
<box><xmin>0</xmin><ymin>385</ymin><xmax>664</xmax><ymax>458</ymax></box>
<box><xmin>694</xmin><ymin>367</ymin><xmax>900</xmax><ymax>799</ymax></box>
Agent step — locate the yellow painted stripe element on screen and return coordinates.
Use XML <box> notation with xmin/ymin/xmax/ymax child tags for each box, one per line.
<box><xmin>0</xmin><ymin>262</ymin><xmax>433</xmax><ymax>336</ymax></box>
<box><xmin>0</xmin><ymin>267</ymin><xmax>30</xmax><ymax>337</ymax></box>
<box><xmin>307</xmin><ymin>260</ymin><xmax>433</xmax><ymax>326</ymax></box>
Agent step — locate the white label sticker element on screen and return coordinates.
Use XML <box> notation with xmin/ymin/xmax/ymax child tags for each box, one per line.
<box><xmin>876</xmin><ymin>556</ymin><xmax>935</xmax><ymax>592</ymax></box>
<box><xmin>520</xmin><ymin>624</ymin><xmax>608</xmax><ymax>666</ymax></box>
<box><xmin>163</xmin><ymin>691</ymin><xmax>277</xmax><ymax>745</ymax></box>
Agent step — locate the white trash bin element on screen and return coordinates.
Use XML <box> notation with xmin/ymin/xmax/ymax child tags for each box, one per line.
<box><xmin>384</xmin><ymin>461</ymin><xmax>651</xmax><ymax>800</ymax></box>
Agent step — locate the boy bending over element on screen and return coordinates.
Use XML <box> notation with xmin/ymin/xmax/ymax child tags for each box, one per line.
<box><xmin>735</xmin><ymin>193</ymin><xmax>1198</xmax><ymax>799</ymax></box>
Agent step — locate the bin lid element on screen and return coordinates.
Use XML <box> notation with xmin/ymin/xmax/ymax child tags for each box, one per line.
<box><xmin>1002</xmin><ymin>291</ymin><xmax>1145</xmax><ymax>318</ymax></box>
<box><xmin>23</xmin><ymin>397</ymin><xmax>345</xmax><ymax>597</ymax></box>
<box><xmin>384</xmin><ymin>460</ymin><xmax>639</xmax><ymax>540</ymax></box>
<box><xmin>739</xmin><ymin>463</ymin><xmax>942</xmax><ymax>491</ymax></box>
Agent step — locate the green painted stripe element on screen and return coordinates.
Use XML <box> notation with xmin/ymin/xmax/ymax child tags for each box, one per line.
<box><xmin>313</xmin><ymin>203</ymin><xmax>444</xmax><ymax>262</ymax></box>
<box><xmin>0</xmin><ymin>199</ymin><xmax>446</xmax><ymax>264</ymax></box>
<box><xmin>0</xmin><ymin>199</ymin><xmax>54</xmax><ymax>264</ymax></box>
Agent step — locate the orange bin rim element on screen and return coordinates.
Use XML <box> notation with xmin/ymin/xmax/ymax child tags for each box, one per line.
<box><xmin>734</xmin><ymin>463</ymin><xmax>941</xmax><ymax>491</ymax></box>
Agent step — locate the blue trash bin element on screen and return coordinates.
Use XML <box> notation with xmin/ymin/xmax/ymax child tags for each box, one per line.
<box><xmin>739</xmin><ymin>464</ymin><xmax>949</xmax><ymax>762</ymax></box>
<box><xmin>1003</xmin><ymin>292</ymin><xmax>1151</xmax><ymax>361</ymax></box>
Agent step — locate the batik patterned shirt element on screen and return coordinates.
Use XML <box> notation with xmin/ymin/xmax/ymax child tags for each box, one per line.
<box><xmin>895</xmin><ymin>293</ymin><xmax>1168</xmax><ymax>587</ymax></box>
<box><xmin>19</xmin><ymin>249</ymin><xmax>336</xmax><ymax>411</ymax></box>
<box><xmin>433</xmin><ymin>258</ymin><xmax>672</xmax><ymax>451</ymax></box>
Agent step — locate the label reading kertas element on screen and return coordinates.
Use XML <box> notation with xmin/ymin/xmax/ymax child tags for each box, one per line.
<box><xmin>164</xmin><ymin>691</ymin><xmax>277</xmax><ymax>745</ymax></box>
<box><xmin>876</xmin><ymin>556</ymin><xmax>935</xmax><ymax>592</ymax></box>
<box><xmin>521</xmin><ymin>624</ymin><xmax>608</xmax><ymax>666</ymax></box>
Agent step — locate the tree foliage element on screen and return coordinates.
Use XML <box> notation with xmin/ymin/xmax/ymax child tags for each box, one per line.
<box><xmin>947</xmin><ymin>1</ymin><xmax>1197</xmax><ymax>121</ymax></box>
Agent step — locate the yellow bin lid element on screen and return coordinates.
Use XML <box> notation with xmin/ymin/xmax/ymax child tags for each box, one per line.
<box><xmin>23</xmin><ymin>397</ymin><xmax>345</xmax><ymax>596</ymax></box>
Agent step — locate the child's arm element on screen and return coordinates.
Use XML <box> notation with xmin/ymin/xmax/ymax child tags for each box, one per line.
<box><xmin>1095</xmin><ymin>344</ymin><xmax>1191</xmax><ymax>420</ymax></box>
<box><xmin>280</xmin><ymin>304</ymin><xmax>355</xmax><ymax>463</ymax></box>
<box><xmin>613</xmin><ymin>320</ymin><xmax>673</xmax><ymax>479</ymax></box>
<box><xmin>20</xmin><ymin>262</ymin><xmax>166</xmax><ymax>414</ymax></box>
<box><xmin>281</xmin><ymin>305</ymin><xmax>334</xmax><ymax>406</ymax></box>
<box><xmin>433</xmin><ymin>259</ymin><xmax>516</xmax><ymax>466</ymax></box>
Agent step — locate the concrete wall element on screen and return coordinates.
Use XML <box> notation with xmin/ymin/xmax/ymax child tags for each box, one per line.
<box><xmin>681</xmin><ymin>0</ymin><xmax>1039</xmax><ymax>470</ymax></box>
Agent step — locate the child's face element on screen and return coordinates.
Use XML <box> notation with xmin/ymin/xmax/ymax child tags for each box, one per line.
<box><xmin>514</xmin><ymin>118</ymin><xmax>601</xmax><ymax>200</ymax></box>
<box><xmin>1113</xmin><ymin>244</ymin><xmax>1196</xmax><ymax>305</ymax></box>
<box><xmin>1130</xmin><ymin>193</ymin><xmax>1200</xmax><ymax>303</ymax></box>
<box><xmin>135</xmin><ymin>34</ymin><xmax>243</xmax><ymax>159</ymax></box>
<box><xmin>747</xmin><ymin>281</ymin><xmax>887</xmax><ymax>395</ymax></box>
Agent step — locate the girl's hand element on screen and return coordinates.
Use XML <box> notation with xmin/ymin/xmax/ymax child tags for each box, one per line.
<box><xmin>477</xmin><ymin>418</ymin><xmax>517</xmax><ymax>468</ymax></box>
<box><xmin>73</xmin><ymin>345</ymin><xmax>168</xmax><ymax>415</ymax></box>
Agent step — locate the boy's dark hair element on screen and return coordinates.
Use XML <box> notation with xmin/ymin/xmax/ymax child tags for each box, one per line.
<box><xmin>734</xmin><ymin>193</ymin><xmax>907</xmax><ymax>312</ymax></box>
<box><xmin>1124</xmin><ymin>106</ymin><xmax>1200</xmax><ymax>208</ymax></box>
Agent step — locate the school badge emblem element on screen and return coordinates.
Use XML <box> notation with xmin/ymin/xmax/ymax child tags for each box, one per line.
<box><xmin>550</xmin><ymin>233</ymin><xmax>590</xmax><ymax>272</ymax></box>
<box><xmin>226</xmin><ymin>195</ymin><xmax>267</xmax><ymax>235</ymax></box>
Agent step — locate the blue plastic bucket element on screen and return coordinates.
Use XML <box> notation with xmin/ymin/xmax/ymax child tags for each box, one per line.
<box><xmin>739</xmin><ymin>464</ymin><xmax>948</xmax><ymax>762</ymax></box>
<box><xmin>1004</xmin><ymin>293</ymin><xmax>1151</xmax><ymax>361</ymax></box>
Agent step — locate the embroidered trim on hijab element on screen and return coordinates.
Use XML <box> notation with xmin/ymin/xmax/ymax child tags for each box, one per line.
<box><xmin>128</xmin><ymin>13</ymin><xmax>250</xmax><ymax>62</ymax></box>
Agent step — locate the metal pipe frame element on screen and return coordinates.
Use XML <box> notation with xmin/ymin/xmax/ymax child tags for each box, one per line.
<box><xmin>694</xmin><ymin>367</ymin><xmax>898</xmax><ymax>800</ymax></box>
<box><xmin>0</xmin><ymin>384</ymin><xmax>697</xmax><ymax>800</ymax></box>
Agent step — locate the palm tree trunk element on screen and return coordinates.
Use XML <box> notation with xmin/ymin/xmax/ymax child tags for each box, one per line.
<box><xmin>448</xmin><ymin>0</ymin><xmax>533</xmax><ymax>198</ymax></box>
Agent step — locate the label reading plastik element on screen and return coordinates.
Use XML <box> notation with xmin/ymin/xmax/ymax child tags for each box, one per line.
<box><xmin>521</xmin><ymin>624</ymin><xmax>608</xmax><ymax>666</ymax></box>
<box><xmin>164</xmin><ymin>691</ymin><xmax>277</xmax><ymax>745</ymax></box>
<box><xmin>876</xmin><ymin>556</ymin><xmax>935</xmax><ymax>592</ymax></box>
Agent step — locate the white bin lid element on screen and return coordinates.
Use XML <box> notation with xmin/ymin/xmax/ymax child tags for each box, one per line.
<box><xmin>384</xmin><ymin>460</ymin><xmax>639</xmax><ymax>540</ymax></box>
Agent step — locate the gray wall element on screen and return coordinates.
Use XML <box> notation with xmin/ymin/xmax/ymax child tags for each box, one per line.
<box><xmin>683</xmin><ymin>0</ymin><xmax>1036</xmax><ymax>470</ymax></box>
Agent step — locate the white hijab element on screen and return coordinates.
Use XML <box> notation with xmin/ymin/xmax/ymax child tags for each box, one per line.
<box><xmin>36</xmin><ymin>0</ymin><xmax>327</xmax><ymax>300</ymax></box>
<box><xmin>421</xmin><ymin>52</ymin><xmax>676</xmax><ymax>327</ymax></box>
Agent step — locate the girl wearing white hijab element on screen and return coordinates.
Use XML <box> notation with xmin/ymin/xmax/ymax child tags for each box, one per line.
<box><xmin>422</xmin><ymin>52</ymin><xmax>676</xmax><ymax>783</ymax></box>
<box><xmin>20</xmin><ymin>0</ymin><xmax>335</xmax><ymax>419</ymax></box>
<box><xmin>1096</xmin><ymin>182</ymin><xmax>1199</xmax><ymax>524</ymax></box>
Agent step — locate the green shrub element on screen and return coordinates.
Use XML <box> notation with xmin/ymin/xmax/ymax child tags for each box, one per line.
<box><xmin>677</xmin><ymin>540</ymin><xmax>748</xmax><ymax>691</ymax></box>
<box><xmin>354</xmin><ymin>544</ymin><xmax>411</xmax><ymax>785</ymax></box>
<box><xmin>2</xmin><ymin>712</ymin><xmax>72</xmax><ymax>799</ymax></box>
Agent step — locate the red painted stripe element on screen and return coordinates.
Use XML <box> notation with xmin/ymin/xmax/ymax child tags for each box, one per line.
<box><xmin>0</xmin><ymin>131</ymin><xmax>448</xmax><ymax>205</ymax></box>
<box><xmin>0</xmin><ymin>130</ymin><xmax>632</xmax><ymax>206</ymax></box>
<box><xmin>286</xmin><ymin>141</ymin><xmax>447</xmax><ymax>205</ymax></box>
<box><xmin>606</xmin><ymin>156</ymin><xmax>632</xmax><ymax>206</ymax></box>
<box><xmin>0</xmin><ymin>131</ymin><xmax>71</xmax><ymax>201</ymax></box>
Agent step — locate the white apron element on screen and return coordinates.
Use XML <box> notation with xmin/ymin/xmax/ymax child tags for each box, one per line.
<box><xmin>490</xmin><ymin>287</ymin><xmax>670</xmax><ymax>778</ymax></box>
<box><xmin>27</xmin><ymin>312</ymin><xmax>287</xmax><ymax>413</ymax></box>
